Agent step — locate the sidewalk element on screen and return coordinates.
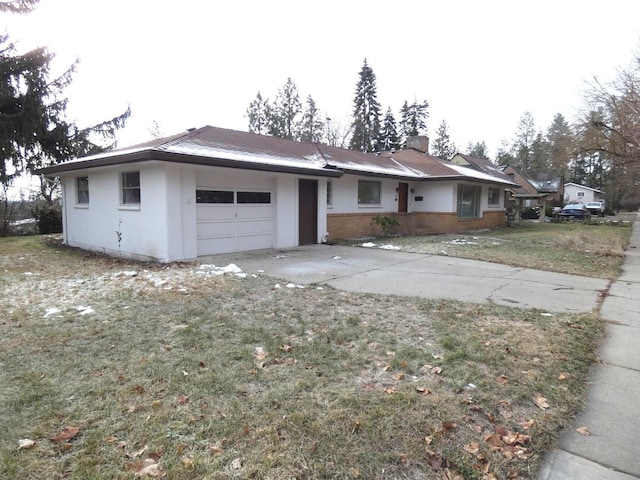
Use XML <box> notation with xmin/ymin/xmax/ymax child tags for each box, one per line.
<box><xmin>538</xmin><ymin>213</ymin><xmax>640</xmax><ymax>479</ymax></box>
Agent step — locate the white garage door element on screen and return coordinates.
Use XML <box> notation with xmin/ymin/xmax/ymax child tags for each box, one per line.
<box><xmin>196</xmin><ymin>189</ymin><xmax>273</xmax><ymax>255</ymax></box>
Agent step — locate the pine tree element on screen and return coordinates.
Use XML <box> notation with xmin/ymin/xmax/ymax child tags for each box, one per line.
<box><xmin>513</xmin><ymin>111</ymin><xmax>536</xmax><ymax>173</ymax></box>
<box><xmin>299</xmin><ymin>95</ymin><xmax>324</xmax><ymax>143</ymax></box>
<box><xmin>546</xmin><ymin>113</ymin><xmax>574</xmax><ymax>179</ymax></box>
<box><xmin>349</xmin><ymin>59</ymin><xmax>381</xmax><ymax>152</ymax></box>
<box><xmin>431</xmin><ymin>120</ymin><xmax>456</xmax><ymax>160</ymax></box>
<box><xmin>1</xmin><ymin>0</ymin><xmax>130</xmax><ymax>188</ymax></box>
<box><xmin>398</xmin><ymin>99</ymin><xmax>429</xmax><ymax>146</ymax></box>
<box><xmin>270</xmin><ymin>78</ymin><xmax>301</xmax><ymax>141</ymax></box>
<box><xmin>467</xmin><ymin>141</ymin><xmax>489</xmax><ymax>159</ymax></box>
<box><xmin>378</xmin><ymin>107</ymin><xmax>400</xmax><ymax>151</ymax></box>
<box><xmin>246</xmin><ymin>91</ymin><xmax>270</xmax><ymax>135</ymax></box>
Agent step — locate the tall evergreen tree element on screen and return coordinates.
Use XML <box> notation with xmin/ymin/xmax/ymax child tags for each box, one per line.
<box><xmin>269</xmin><ymin>78</ymin><xmax>302</xmax><ymax>140</ymax></box>
<box><xmin>398</xmin><ymin>99</ymin><xmax>429</xmax><ymax>146</ymax></box>
<box><xmin>513</xmin><ymin>111</ymin><xmax>536</xmax><ymax>173</ymax></box>
<box><xmin>546</xmin><ymin>113</ymin><xmax>574</xmax><ymax>179</ymax></box>
<box><xmin>1</xmin><ymin>1</ymin><xmax>130</xmax><ymax>188</ymax></box>
<box><xmin>246</xmin><ymin>91</ymin><xmax>270</xmax><ymax>135</ymax></box>
<box><xmin>349</xmin><ymin>59</ymin><xmax>381</xmax><ymax>152</ymax></box>
<box><xmin>529</xmin><ymin>132</ymin><xmax>551</xmax><ymax>179</ymax></box>
<box><xmin>299</xmin><ymin>95</ymin><xmax>324</xmax><ymax>143</ymax></box>
<box><xmin>467</xmin><ymin>141</ymin><xmax>489</xmax><ymax>159</ymax></box>
<box><xmin>378</xmin><ymin>107</ymin><xmax>400</xmax><ymax>151</ymax></box>
<box><xmin>431</xmin><ymin>120</ymin><xmax>456</xmax><ymax>160</ymax></box>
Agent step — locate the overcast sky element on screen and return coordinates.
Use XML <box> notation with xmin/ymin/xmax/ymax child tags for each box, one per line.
<box><xmin>6</xmin><ymin>0</ymin><xmax>640</xmax><ymax>162</ymax></box>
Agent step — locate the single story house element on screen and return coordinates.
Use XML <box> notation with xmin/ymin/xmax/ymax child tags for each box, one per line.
<box><xmin>564</xmin><ymin>182</ymin><xmax>604</xmax><ymax>204</ymax></box>
<box><xmin>38</xmin><ymin>126</ymin><xmax>516</xmax><ymax>262</ymax></box>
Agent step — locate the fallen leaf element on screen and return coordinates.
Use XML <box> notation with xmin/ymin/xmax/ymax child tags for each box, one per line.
<box><xmin>384</xmin><ymin>387</ymin><xmax>397</xmax><ymax>394</ymax></box>
<box><xmin>416</xmin><ymin>386</ymin><xmax>432</xmax><ymax>395</ymax></box>
<box><xmin>127</xmin><ymin>444</ymin><xmax>149</xmax><ymax>459</ymax></box>
<box><xmin>132</xmin><ymin>385</ymin><xmax>145</xmax><ymax>394</ymax></box>
<box><xmin>484</xmin><ymin>433</ymin><xmax>504</xmax><ymax>448</ymax></box>
<box><xmin>177</xmin><ymin>395</ymin><xmax>189</xmax><ymax>405</ymax></box>
<box><xmin>497</xmin><ymin>374</ymin><xmax>509</xmax><ymax>385</ymax></box>
<box><xmin>558</xmin><ymin>373</ymin><xmax>567</xmax><ymax>381</ymax></box>
<box><xmin>209</xmin><ymin>445</ymin><xmax>224</xmax><ymax>455</ymax></box>
<box><xmin>181</xmin><ymin>455</ymin><xmax>193</xmax><ymax>468</ymax></box>
<box><xmin>18</xmin><ymin>439</ymin><xmax>35</xmax><ymax>450</ymax></box>
<box><xmin>392</xmin><ymin>372</ymin><xmax>405</xmax><ymax>381</ymax></box>
<box><xmin>135</xmin><ymin>461</ymin><xmax>165</xmax><ymax>477</ymax></box>
<box><xmin>576</xmin><ymin>426</ymin><xmax>590</xmax><ymax>436</ymax></box>
<box><xmin>431</xmin><ymin>366</ymin><xmax>442</xmax><ymax>375</ymax></box>
<box><xmin>463</xmin><ymin>442</ymin><xmax>479</xmax><ymax>454</ymax></box>
<box><xmin>254</xmin><ymin>347</ymin><xmax>268</xmax><ymax>360</ymax></box>
<box><xmin>231</xmin><ymin>458</ymin><xmax>242</xmax><ymax>470</ymax></box>
<box><xmin>424</xmin><ymin>435</ymin><xmax>433</xmax><ymax>445</ymax></box>
<box><xmin>279</xmin><ymin>344</ymin><xmax>293</xmax><ymax>352</ymax></box>
<box><xmin>49</xmin><ymin>426</ymin><xmax>80</xmax><ymax>443</ymax></box>
<box><xmin>533</xmin><ymin>394</ymin><xmax>550</xmax><ymax>410</ymax></box>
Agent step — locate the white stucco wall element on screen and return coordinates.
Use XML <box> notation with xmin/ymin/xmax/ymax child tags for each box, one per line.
<box><xmin>61</xmin><ymin>162</ymin><xmax>176</xmax><ymax>262</ymax></box>
<box><xmin>60</xmin><ymin>161</ymin><xmax>333</xmax><ymax>261</ymax></box>
<box><xmin>328</xmin><ymin>175</ymin><xmax>407</xmax><ymax>214</ymax></box>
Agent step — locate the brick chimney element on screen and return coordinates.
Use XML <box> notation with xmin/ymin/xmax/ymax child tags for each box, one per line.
<box><xmin>406</xmin><ymin>135</ymin><xmax>429</xmax><ymax>154</ymax></box>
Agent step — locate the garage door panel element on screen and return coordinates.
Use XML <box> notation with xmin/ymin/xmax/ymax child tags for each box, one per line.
<box><xmin>196</xmin><ymin>188</ymin><xmax>273</xmax><ymax>255</ymax></box>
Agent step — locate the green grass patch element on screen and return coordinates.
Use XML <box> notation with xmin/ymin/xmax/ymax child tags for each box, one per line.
<box><xmin>0</xmin><ymin>236</ymin><xmax>605</xmax><ymax>478</ymax></box>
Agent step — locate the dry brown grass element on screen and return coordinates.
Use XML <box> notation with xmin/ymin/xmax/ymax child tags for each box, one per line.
<box><xmin>0</xmin><ymin>236</ymin><xmax>605</xmax><ymax>479</ymax></box>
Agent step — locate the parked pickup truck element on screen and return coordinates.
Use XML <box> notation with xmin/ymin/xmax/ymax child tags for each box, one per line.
<box><xmin>585</xmin><ymin>201</ymin><xmax>605</xmax><ymax>217</ymax></box>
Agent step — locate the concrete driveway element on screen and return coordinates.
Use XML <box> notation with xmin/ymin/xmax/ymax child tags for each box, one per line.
<box><xmin>207</xmin><ymin>244</ymin><xmax>609</xmax><ymax>313</ymax></box>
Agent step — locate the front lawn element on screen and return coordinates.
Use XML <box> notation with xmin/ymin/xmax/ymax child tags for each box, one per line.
<box><xmin>0</xmin><ymin>236</ymin><xmax>605</xmax><ymax>479</ymax></box>
<box><xmin>385</xmin><ymin>222</ymin><xmax>632</xmax><ymax>279</ymax></box>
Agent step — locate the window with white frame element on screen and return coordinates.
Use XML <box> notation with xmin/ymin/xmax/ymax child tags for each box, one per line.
<box><xmin>488</xmin><ymin>187</ymin><xmax>500</xmax><ymax>206</ymax></box>
<box><xmin>76</xmin><ymin>176</ymin><xmax>89</xmax><ymax>204</ymax></box>
<box><xmin>121</xmin><ymin>171</ymin><xmax>141</xmax><ymax>205</ymax></box>
<box><xmin>358</xmin><ymin>180</ymin><xmax>381</xmax><ymax>205</ymax></box>
<box><xmin>457</xmin><ymin>184</ymin><xmax>481</xmax><ymax>218</ymax></box>
<box><xmin>326</xmin><ymin>180</ymin><xmax>333</xmax><ymax>205</ymax></box>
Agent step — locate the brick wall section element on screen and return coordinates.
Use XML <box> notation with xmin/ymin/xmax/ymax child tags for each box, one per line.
<box><xmin>327</xmin><ymin>211</ymin><xmax>506</xmax><ymax>240</ymax></box>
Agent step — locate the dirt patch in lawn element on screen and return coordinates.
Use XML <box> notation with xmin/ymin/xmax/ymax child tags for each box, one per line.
<box><xmin>0</xmin><ymin>236</ymin><xmax>604</xmax><ymax>479</ymax></box>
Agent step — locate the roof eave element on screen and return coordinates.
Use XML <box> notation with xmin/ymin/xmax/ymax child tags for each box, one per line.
<box><xmin>36</xmin><ymin>149</ymin><xmax>343</xmax><ymax>178</ymax></box>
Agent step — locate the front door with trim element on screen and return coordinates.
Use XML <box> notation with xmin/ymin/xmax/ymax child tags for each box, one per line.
<box><xmin>298</xmin><ymin>179</ymin><xmax>318</xmax><ymax>245</ymax></box>
<box><xmin>398</xmin><ymin>182</ymin><xmax>408</xmax><ymax>213</ymax></box>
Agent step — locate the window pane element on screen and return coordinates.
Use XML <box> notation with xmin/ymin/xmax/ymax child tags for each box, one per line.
<box><xmin>196</xmin><ymin>190</ymin><xmax>234</xmax><ymax>204</ymax></box>
<box><xmin>123</xmin><ymin>188</ymin><xmax>140</xmax><ymax>204</ymax></box>
<box><xmin>457</xmin><ymin>184</ymin><xmax>480</xmax><ymax>218</ymax></box>
<box><xmin>123</xmin><ymin>172</ymin><xmax>140</xmax><ymax>188</ymax></box>
<box><xmin>122</xmin><ymin>171</ymin><xmax>141</xmax><ymax>204</ymax></box>
<box><xmin>77</xmin><ymin>176</ymin><xmax>89</xmax><ymax>204</ymax></box>
<box><xmin>358</xmin><ymin>180</ymin><xmax>381</xmax><ymax>204</ymax></box>
<box><xmin>326</xmin><ymin>180</ymin><xmax>333</xmax><ymax>205</ymax></box>
<box><xmin>237</xmin><ymin>191</ymin><xmax>271</xmax><ymax>204</ymax></box>
<box><xmin>488</xmin><ymin>187</ymin><xmax>500</xmax><ymax>206</ymax></box>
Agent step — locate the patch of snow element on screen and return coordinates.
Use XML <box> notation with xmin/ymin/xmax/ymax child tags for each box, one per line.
<box><xmin>286</xmin><ymin>283</ymin><xmax>296</xmax><ymax>288</ymax></box>
<box><xmin>540</xmin><ymin>312</ymin><xmax>553</xmax><ymax>317</ymax></box>
<box><xmin>115</xmin><ymin>271</ymin><xmax>138</xmax><ymax>277</ymax></box>
<box><xmin>274</xmin><ymin>283</ymin><xmax>281</xmax><ymax>289</ymax></box>
<box><xmin>23</xmin><ymin>272</ymin><xmax>34</xmax><ymax>276</ymax></box>
<box><xmin>76</xmin><ymin>305</ymin><xmax>94</xmax><ymax>315</ymax></box>
<box><xmin>234</xmin><ymin>273</ymin><xmax>247</xmax><ymax>279</ymax></box>
<box><xmin>379</xmin><ymin>244</ymin><xmax>401</xmax><ymax>251</ymax></box>
<box><xmin>446</xmin><ymin>238</ymin><xmax>478</xmax><ymax>245</ymax></box>
<box><xmin>44</xmin><ymin>307</ymin><xmax>61</xmax><ymax>318</ymax></box>
<box><xmin>332</xmin><ymin>255</ymin><xmax>342</xmax><ymax>260</ymax></box>
<box><xmin>197</xmin><ymin>263</ymin><xmax>244</xmax><ymax>276</ymax></box>
<box><xmin>273</xmin><ymin>255</ymin><xmax>288</xmax><ymax>259</ymax></box>
<box><xmin>362</xmin><ymin>242</ymin><xmax>376</xmax><ymax>248</ymax></box>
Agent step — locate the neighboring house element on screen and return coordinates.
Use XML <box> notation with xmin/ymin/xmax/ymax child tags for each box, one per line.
<box><xmin>38</xmin><ymin>126</ymin><xmax>516</xmax><ymax>262</ymax></box>
<box><xmin>564</xmin><ymin>182</ymin><xmax>604</xmax><ymax>204</ymax></box>
<box><xmin>498</xmin><ymin>164</ymin><xmax>563</xmax><ymax>207</ymax></box>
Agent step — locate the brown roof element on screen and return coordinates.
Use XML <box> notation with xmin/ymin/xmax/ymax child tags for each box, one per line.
<box><xmin>37</xmin><ymin>125</ymin><xmax>516</xmax><ymax>186</ymax></box>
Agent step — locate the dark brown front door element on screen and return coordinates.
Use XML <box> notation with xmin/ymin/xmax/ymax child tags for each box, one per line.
<box><xmin>299</xmin><ymin>179</ymin><xmax>318</xmax><ymax>245</ymax></box>
<box><xmin>398</xmin><ymin>182</ymin><xmax>408</xmax><ymax>213</ymax></box>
